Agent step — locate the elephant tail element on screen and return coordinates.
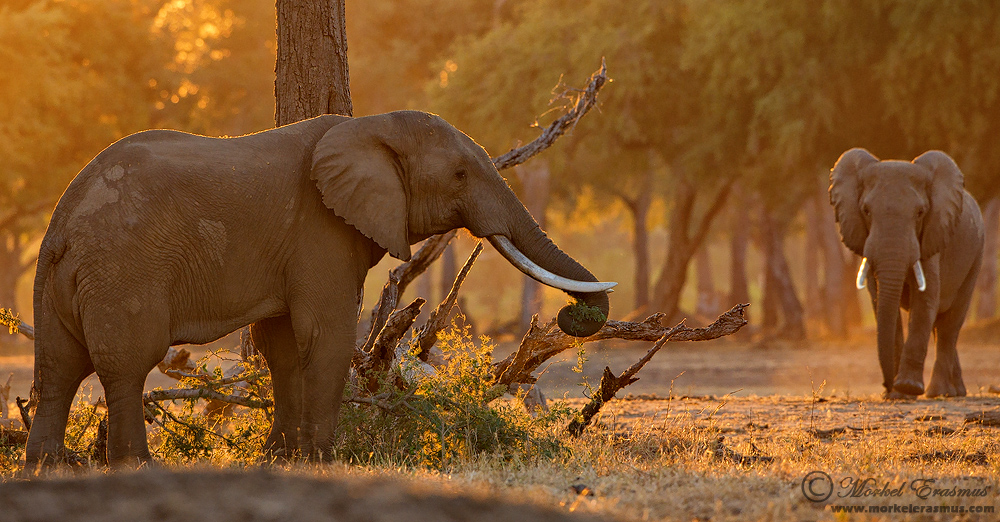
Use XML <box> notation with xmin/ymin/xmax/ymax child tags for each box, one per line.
<box><xmin>32</xmin><ymin>234</ymin><xmax>67</xmax><ymax>313</ymax></box>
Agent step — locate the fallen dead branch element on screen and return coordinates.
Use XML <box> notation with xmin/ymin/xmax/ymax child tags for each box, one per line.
<box><xmin>497</xmin><ymin>304</ymin><xmax>749</xmax><ymax>389</ymax></box>
<box><xmin>0</xmin><ymin>426</ymin><xmax>28</xmax><ymax>446</ymax></box>
<box><xmin>563</xmin><ymin>305</ymin><xmax>748</xmax><ymax>436</ymax></box>
<box><xmin>965</xmin><ymin>409</ymin><xmax>1000</xmax><ymax>427</ymax></box>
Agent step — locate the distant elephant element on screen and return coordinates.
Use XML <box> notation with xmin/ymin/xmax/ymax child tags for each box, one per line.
<box><xmin>26</xmin><ymin>110</ymin><xmax>615</xmax><ymax>468</ymax></box>
<box><xmin>830</xmin><ymin>148</ymin><xmax>984</xmax><ymax>399</ymax></box>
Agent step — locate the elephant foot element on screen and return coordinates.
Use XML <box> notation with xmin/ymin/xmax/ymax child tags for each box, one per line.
<box><xmin>892</xmin><ymin>378</ymin><xmax>924</xmax><ymax>397</ymax></box>
<box><xmin>926</xmin><ymin>378</ymin><xmax>967</xmax><ymax>398</ymax></box>
<box><xmin>883</xmin><ymin>389</ymin><xmax>918</xmax><ymax>401</ymax></box>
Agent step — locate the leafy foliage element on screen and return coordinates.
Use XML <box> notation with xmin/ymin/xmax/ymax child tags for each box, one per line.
<box><xmin>336</xmin><ymin>326</ymin><xmax>570</xmax><ymax>470</ymax></box>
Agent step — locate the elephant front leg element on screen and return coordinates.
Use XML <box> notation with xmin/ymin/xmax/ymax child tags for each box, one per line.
<box><xmin>291</xmin><ymin>309</ymin><xmax>356</xmax><ymax>462</ymax></box>
<box><xmin>893</xmin><ymin>294</ymin><xmax>936</xmax><ymax>397</ymax></box>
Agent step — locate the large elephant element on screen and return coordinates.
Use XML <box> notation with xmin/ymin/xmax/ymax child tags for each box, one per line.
<box><xmin>26</xmin><ymin>110</ymin><xmax>615</xmax><ymax>468</ymax></box>
<box><xmin>830</xmin><ymin>148</ymin><xmax>984</xmax><ymax>399</ymax></box>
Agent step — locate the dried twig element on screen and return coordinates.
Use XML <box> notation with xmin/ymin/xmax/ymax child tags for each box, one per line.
<box><xmin>355</xmin><ymin>298</ymin><xmax>426</xmax><ymax>392</ymax></box>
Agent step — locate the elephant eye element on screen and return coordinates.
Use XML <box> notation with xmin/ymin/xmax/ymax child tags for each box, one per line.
<box><xmin>454</xmin><ymin>169</ymin><xmax>467</xmax><ymax>181</ymax></box>
<box><xmin>862</xmin><ymin>205</ymin><xmax>871</xmax><ymax>217</ymax></box>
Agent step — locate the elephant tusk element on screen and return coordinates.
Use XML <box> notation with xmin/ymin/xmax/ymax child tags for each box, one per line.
<box><xmin>913</xmin><ymin>260</ymin><xmax>927</xmax><ymax>292</ymax></box>
<box><xmin>487</xmin><ymin>235</ymin><xmax>618</xmax><ymax>293</ymax></box>
<box><xmin>856</xmin><ymin>257</ymin><xmax>869</xmax><ymax>289</ymax></box>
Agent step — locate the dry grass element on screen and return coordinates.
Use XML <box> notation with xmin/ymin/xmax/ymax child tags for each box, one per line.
<box><xmin>4</xmin><ymin>393</ymin><xmax>999</xmax><ymax>521</ymax></box>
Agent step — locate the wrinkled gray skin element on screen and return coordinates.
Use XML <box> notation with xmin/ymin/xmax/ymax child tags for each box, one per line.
<box><xmin>830</xmin><ymin>149</ymin><xmax>984</xmax><ymax>399</ymax></box>
<box><xmin>26</xmin><ymin>111</ymin><xmax>610</xmax><ymax>468</ymax></box>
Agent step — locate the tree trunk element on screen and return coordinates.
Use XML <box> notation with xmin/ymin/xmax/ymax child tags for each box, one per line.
<box><xmin>618</xmin><ymin>169</ymin><xmax>653</xmax><ymax>312</ymax></box>
<box><xmin>0</xmin><ymin>234</ymin><xmax>29</xmax><ymax>349</ymax></box>
<box><xmin>728</xmin><ymin>191</ymin><xmax>751</xmax><ymax>336</ymax></box>
<box><xmin>515</xmin><ymin>160</ymin><xmax>551</xmax><ymax>333</ymax></box>
<box><xmin>415</xmin><ymin>269</ymin><xmax>433</xmax><ymax>326</ymax></box>
<box><xmin>803</xmin><ymin>197</ymin><xmax>821</xmax><ymax>323</ymax></box>
<box><xmin>650</xmin><ymin>176</ymin><xmax>732</xmax><ymax>323</ymax></box>
<box><xmin>440</xmin><ymin>243</ymin><xmax>457</xmax><ymax>307</ymax></box>
<box><xmin>815</xmin><ymin>174</ymin><xmax>856</xmax><ymax>338</ymax></box>
<box><xmin>695</xmin><ymin>244</ymin><xmax>716</xmax><ymax>318</ymax></box>
<box><xmin>976</xmin><ymin>197</ymin><xmax>999</xmax><ymax>320</ymax></box>
<box><xmin>759</xmin><ymin>209</ymin><xmax>805</xmax><ymax>340</ymax></box>
<box><xmin>275</xmin><ymin>0</ymin><xmax>352</xmax><ymax>125</ymax></box>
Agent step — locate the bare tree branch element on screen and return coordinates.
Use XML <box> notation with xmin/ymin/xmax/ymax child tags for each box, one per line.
<box><xmin>143</xmin><ymin>388</ymin><xmax>273</xmax><ymax>409</ymax></box>
<box><xmin>362</xmin><ymin>231</ymin><xmax>457</xmax><ymax>354</ymax></box>
<box><xmin>492</xmin><ymin>59</ymin><xmax>608</xmax><ymax>171</ymax></box>
<box><xmin>413</xmin><ymin>242</ymin><xmax>483</xmax><ymax>359</ymax></box>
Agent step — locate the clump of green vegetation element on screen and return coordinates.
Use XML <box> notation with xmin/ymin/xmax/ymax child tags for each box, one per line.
<box><xmin>146</xmin><ymin>357</ymin><xmax>273</xmax><ymax>465</ymax></box>
<box><xmin>0</xmin><ymin>308</ymin><xmax>21</xmax><ymax>334</ymax></box>
<box><xmin>336</xmin><ymin>325</ymin><xmax>572</xmax><ymax>470</ymax></box>
<box><xmin>566</xmin><ymin>298</ymin><xmax>606</xmax><ymax>324</ymax></box>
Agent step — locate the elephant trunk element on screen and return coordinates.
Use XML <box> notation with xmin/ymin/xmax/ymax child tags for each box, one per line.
<box><xmin>873</xmin><ymin>260</ymin><xmax>907</xmax><ymax>392</ymax></box>
<box><xmin>469</xmin><ymin>173</ymin><xmax>612</xmax><ymax>337</ymax></box>
<box><xmin>496</xmin><ymin>217</ymin><xmax>611</xmax><ymax>337</ymax></box>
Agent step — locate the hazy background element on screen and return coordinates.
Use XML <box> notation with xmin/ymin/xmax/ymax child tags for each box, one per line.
<box><xmin>1</xmin><ymin>1</ymin><xmax>998</xmax><ymax>390</ymax></box>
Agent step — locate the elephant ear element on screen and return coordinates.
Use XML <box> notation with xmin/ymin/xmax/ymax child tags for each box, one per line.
<box><xmin>829</xmin><ymin>148</ymin><xmax>879</xmax><ymax>256</ymax></box>
<box><xmin>311</xmin><ymin>115</ymin><xmax>412</xmax><ymax>261</ymax></box>
<box><xmin>913</xmin><ymin>150</ymin><xmax>964</xmax><ymax>259</ymax></box>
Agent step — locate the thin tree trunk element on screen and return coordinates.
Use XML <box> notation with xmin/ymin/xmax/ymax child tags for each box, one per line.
<box><xmin>275</xmin><ymin>0</ymin><xmax>352</xmax><ymax>125</ymax></box>
<box><xmin>728</xmin><ymin>191</ymin><xmax>751</xmax><ymax>336</ymax></box>
<box><xmin>695</xmin><ymin>244</ymin><xmax>716</xmax><ymax>318</ymax></box>
<box><xmin>516</xmin><ymin>161</ymin><xmax>551</xmax><ymax>333</ymax></box>
<box><xmin>440</xmin><ymin>243</ymin><xmax>457</xmax><ymax>307</ymax></box>
<box><xmin>976</xmin><ymin>197</ymin><xmax>999</xmax><ymax>320</ymax></box>
<box><xmin>617</xmin><ymin>169</ymin><xmax>653</xmax><ymax>312</ymax></box>
<box><xmin>415</xmin><ymin>270</ymin><xmax>433</xmax><ymax>326</ymax></box>
<box><xmin>815</xmin><ymin>176</ymin><xmax>849</xmax><ymax>337</ymax></box>
<box><xmin>803</xmin><ymin>197</ymin><xmax>821</xmax><ymax>323</ymax></box>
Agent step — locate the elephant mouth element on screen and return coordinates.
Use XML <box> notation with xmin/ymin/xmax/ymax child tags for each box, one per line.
<box><xmin>487</xmin><ymin>235</ymin><xmax>617</xmax><ymax>293</ymax></box>
<box><xmin>856</xmin><ymin>257</ymin><xmax>926</xmax><ymax>292</ymax></box>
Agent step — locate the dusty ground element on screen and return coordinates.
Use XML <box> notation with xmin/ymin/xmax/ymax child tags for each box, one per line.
<box><xmin>0</xmin><ymin>468</ymin><xmax>611</xmax><ymax>522</ymax></box>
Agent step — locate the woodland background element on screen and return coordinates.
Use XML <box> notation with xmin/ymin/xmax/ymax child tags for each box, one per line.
<box><xmin>2</xmin><ymin>0</ymin><xmax>999</xmax><ymax>349</ymax></box>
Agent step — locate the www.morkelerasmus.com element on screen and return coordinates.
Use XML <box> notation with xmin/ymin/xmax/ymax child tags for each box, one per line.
<box><xmin>829</xmin><ymin>504</ymin><xmax>995</xmax><ymax>514</ymax></box>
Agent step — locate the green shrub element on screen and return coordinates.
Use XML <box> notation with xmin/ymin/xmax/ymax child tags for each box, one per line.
<box><xmin>336</xmin><ymin>325</ymin><xmax>572</xmax><ymax>470</ymax></box>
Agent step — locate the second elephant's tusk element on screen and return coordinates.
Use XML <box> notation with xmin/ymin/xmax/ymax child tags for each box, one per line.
<box><xmin>913</xmin><ymin>260</ymin><xmax>927</xmax><ymax>292</ymax></box>
<box><xmin>856</xmin><ymin>257</ymin><xmax>869</xmax><ymax>289</ymax></box>
<box><xmin>488</xmin><ymin>235</ymin><xmax>618</xmax><ymax>293</ymax></box>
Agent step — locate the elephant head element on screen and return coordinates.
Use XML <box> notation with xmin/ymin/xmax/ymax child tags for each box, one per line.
<box><xmin>310</xmin><ymin>110</ymin><xmax>613</xmax><ymax>336</ymax></box>
<box><xmin>829</xmin><ymin>148</ymin><xmax>966</xmax><ymax>390</ymax></box>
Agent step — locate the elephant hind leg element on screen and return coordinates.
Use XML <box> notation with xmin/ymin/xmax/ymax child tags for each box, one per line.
<box><xmin>927</xmin><ymin>264</ymin><xmax>979</xmax><ymax>398</ymax></box>
<box><xmin>86</xmin><ymin>309</ymin><xmax>169</xmax><ymax>467</ymax></box>
<box><xmin>24</xmin><ymin>309</ymin><xmax>94</xmax><ymax>472</ymax></box>
<box><xmin>250</xmin><ymin>315</ymin><xmax>301</xmax><ymax>461</ymax></box>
